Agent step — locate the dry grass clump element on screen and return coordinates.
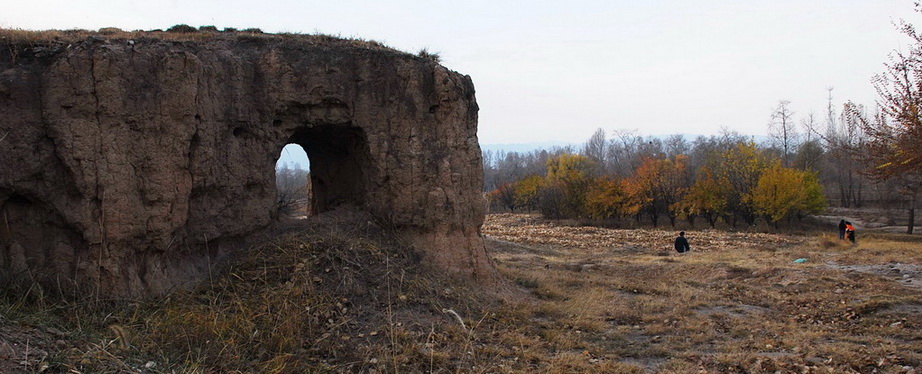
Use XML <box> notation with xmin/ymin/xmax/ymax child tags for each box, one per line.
<box><xmin>123</xmin><ymin>218</ymin><xmax>499</xmax><ymax>373</ymax></box>
<box><xmin>0</xmin><ymin>213</ymin><xmax>500</xmax><ymax>373</ymax></box>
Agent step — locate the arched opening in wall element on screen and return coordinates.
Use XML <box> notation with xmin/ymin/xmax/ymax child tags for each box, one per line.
<box><xmin>275</xmin><ymin>124</ymin><xmax>369</xmax><ymax>218</ymax></box>
<box><xmin>275</xmin><ymin>144</ymin><xmax>311</xmax><ymax>217</ymax></box>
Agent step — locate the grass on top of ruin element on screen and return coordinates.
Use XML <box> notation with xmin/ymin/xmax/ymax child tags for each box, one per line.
<box><xmin>0</xmin><ymin>25</ymin><xmax>417</xmax><ymax>60</ymax></box>
<box><xmin>0</xmin><ymin>212</ymin><xmax>920</xmax><ymax>373</ymax></box>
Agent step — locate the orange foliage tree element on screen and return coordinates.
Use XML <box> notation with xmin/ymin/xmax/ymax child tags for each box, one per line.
<box><xmin>623</xmin><ymin>156</ymin><xmax>691</xmax><ymax>227</ymax></box>
<box><xmin>585</xmin><ymin>176</ymin><xmax>629</xmax><ymax>220</ymax></box>
<box><xmin>491</xmin><ymin>182</ymin><xmax>518</xmax><ymax>212</ymax></box>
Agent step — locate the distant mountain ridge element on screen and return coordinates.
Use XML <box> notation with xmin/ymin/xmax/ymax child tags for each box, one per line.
<box><xmin>480</xmin><ymin>141</ymin><xmax>575</xmax><ymax>153</ymax></box>
<box><xmin>281</xmin><ymin>134</ymin><xmax>772</xmax><ymax>170</ymax></box>
<box><xmin>480</xmin><ymin>134</ymin><xmax>770</xmax><ymax>154</ymax></box>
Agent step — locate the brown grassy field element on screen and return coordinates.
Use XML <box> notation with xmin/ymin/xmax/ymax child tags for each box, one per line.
<box><xmin>483</xmin><ymin>213</ymin><xmax>922</xmax><ymax>373</ymax></box>
<box><xmin>1</xmin><ymin>212</ymin><xmax>920</xmax><ymax>373</ymax></box>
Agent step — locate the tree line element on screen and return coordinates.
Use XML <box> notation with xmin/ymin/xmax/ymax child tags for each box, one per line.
<box><xmin>484</xmin><ymin>129</ymin><xmax>833</xmax><ymax>228</ymax></box>
<box><xmin>484</xmin><ymin>4</ymin><xmax>922</xmax><ymax>232</ymax></box>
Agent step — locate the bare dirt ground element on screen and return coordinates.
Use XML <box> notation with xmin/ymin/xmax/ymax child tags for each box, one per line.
<box><xmin>816</xmin><ymin>206</ymin><xmax>922</xmax><ymax>234</ymax></box>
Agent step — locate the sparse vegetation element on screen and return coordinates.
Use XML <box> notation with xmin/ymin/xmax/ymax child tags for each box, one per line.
<box><xmin>0</xmin><ymin>27</ymin><xmax>412</xmax><ymax>61</ymax></box>
<box><xmin>417</xmin><ymin>47</ymin><xmax>441</xmax><ymax>63</ymax></box>
<box><xmin>1</xmin><ymin>212</ymin><xmax>919</xmax><ymax>372</ymax></box>
<box><xmin>166</xmin><ymin>24</ymin><xmax>198</xmax><ymax>33</ymax></box>
<box><xmin>97</xmin><ymin>27</ymin><xmax>124</xmax><ymax>35</ymax></box>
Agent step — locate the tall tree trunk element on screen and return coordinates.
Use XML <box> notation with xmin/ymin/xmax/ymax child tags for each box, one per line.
<box><xmin>909</xmin><ymin>193</ymin><xmax>917</xmax><ymax>235</ymax></box>
<box><xmin>839</xmin><ymin>185</ymin><xmax>849</xmax><ymax>208</ymax></box>
<box><xmin>908</xmin><ymin>207</ymin><xmax>915</xmax><ymax>235</ymax></box>
<box><xmin>855</xmin><ymin>182</ymin><xmax>864</xmax><ymax>208</ymax></box>
<box><xmin>707</xmin><ymin>213</ymin><xmax>717</xmax><ymax>228</ymax></box>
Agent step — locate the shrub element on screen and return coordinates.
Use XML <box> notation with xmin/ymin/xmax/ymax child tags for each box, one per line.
<box><xmin>538</xmin><ymin>185</ymin><xmax>566</xmax><ymax>219</ymax></box>
<box><xmin>97</xmin><ymin>27</ymin><xmax>123</xmax><ymax>35</ymax></box>
<box><xmin>417</xmin><ymin>48</ymin><xmax>441</xmax><ymax>63</ymax></box>
<box><xmin>166</xmin><ymin>24</ymin><xmax>198</xmax><ymax>33</ymax></box>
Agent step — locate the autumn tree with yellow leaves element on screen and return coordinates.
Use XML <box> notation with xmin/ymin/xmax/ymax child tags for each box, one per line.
<box><xmin>542</xmin><ymin>154</ymin><xmax>596</xmax><ymax>218</ymax></box>
<box><xmin>752</xmin><ymin>162</ymin><xmax>827</xmax><ymax>225</ymax></box>
<box><xmin>514</xmin><ymin>175</ymin><xmax>545</xmax><ymax>212</ymax></box>
<box><xmin>679</xmin><ymin>166</ymin><xmax>728</xmax><ymax>228</ymax></box>
<box><xmin>712</xmin><ymin>142</ymin><xmax>771</xmax><ymax>227</ymax></box>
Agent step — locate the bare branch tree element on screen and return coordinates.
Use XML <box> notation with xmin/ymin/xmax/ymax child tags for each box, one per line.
<box><xmin>859</xmin><ymin>6</ymin><xmax>922</xmax><ymax>232</ymax></box>
<box><xmin>581</xmin><ymin>128</ymin><xmax>607</xmax><ymax>176</ymax></box>
<box><xmin>769</xmin><ymin>100</ymin><xmax>798</xmax><ymax>167</ymax></box>
<box><xmin>276</xmin><ymin>162</ymin><xmax>310</xmax><ymax>216</ymax></box>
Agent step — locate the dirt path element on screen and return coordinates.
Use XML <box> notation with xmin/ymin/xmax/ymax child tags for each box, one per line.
<box><xmin>826</xmin><ymin>261</ymin><xmax>922</xmax><ymax>290</ymax></box>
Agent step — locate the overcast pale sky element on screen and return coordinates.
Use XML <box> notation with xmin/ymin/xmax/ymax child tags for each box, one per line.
<box><xmin>2</xmin><ymin>1</ymin><xmax>916</xmax><ymax>145</ymax></box>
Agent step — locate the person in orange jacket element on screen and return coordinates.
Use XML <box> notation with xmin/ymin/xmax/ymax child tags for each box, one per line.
<box><xmin>844</xmin><ymin>221</ymin><xmax>856</xmax><ymax>243</ymax></box>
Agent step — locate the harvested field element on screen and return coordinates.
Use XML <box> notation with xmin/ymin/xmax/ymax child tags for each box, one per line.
<box><xmin>483</xmin><ymin>213</ymin><xmax>807</xmax><ymax>251</ymax></box>
<box><xmin>484</xmin><ymin>213</ymin><xmax>922</xmax><ymax>373</ymax></box>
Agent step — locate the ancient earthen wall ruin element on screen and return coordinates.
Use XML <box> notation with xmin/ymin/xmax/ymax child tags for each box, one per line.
<box><xmin>0</xmin><ymin>31</ymin><xmax>498</xmax><ymax>297</ymax></box>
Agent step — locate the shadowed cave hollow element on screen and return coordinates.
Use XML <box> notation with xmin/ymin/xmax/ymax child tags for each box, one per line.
<box><xmin>279</xmin><ymin>124</ymin><xmax>370</xmax><ymax>216</ymax></box>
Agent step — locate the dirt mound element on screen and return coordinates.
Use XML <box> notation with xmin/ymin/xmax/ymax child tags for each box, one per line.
<box><xmin>0</xmin><ymin>216</ymin><xmax>496</xmax><ymax>372</ymax></box>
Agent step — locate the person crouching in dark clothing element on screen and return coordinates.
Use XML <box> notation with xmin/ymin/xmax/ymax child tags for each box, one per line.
<box><xmin>675</xmin><ymin>231</ymin><xmax>690</xmax><ymax>253</ymax></box>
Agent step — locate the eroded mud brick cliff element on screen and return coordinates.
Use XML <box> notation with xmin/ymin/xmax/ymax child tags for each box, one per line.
<box><xmin>0</xmin><ymin>30</ymin><xmax>498</xmax><ymax>297</ymax></box>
